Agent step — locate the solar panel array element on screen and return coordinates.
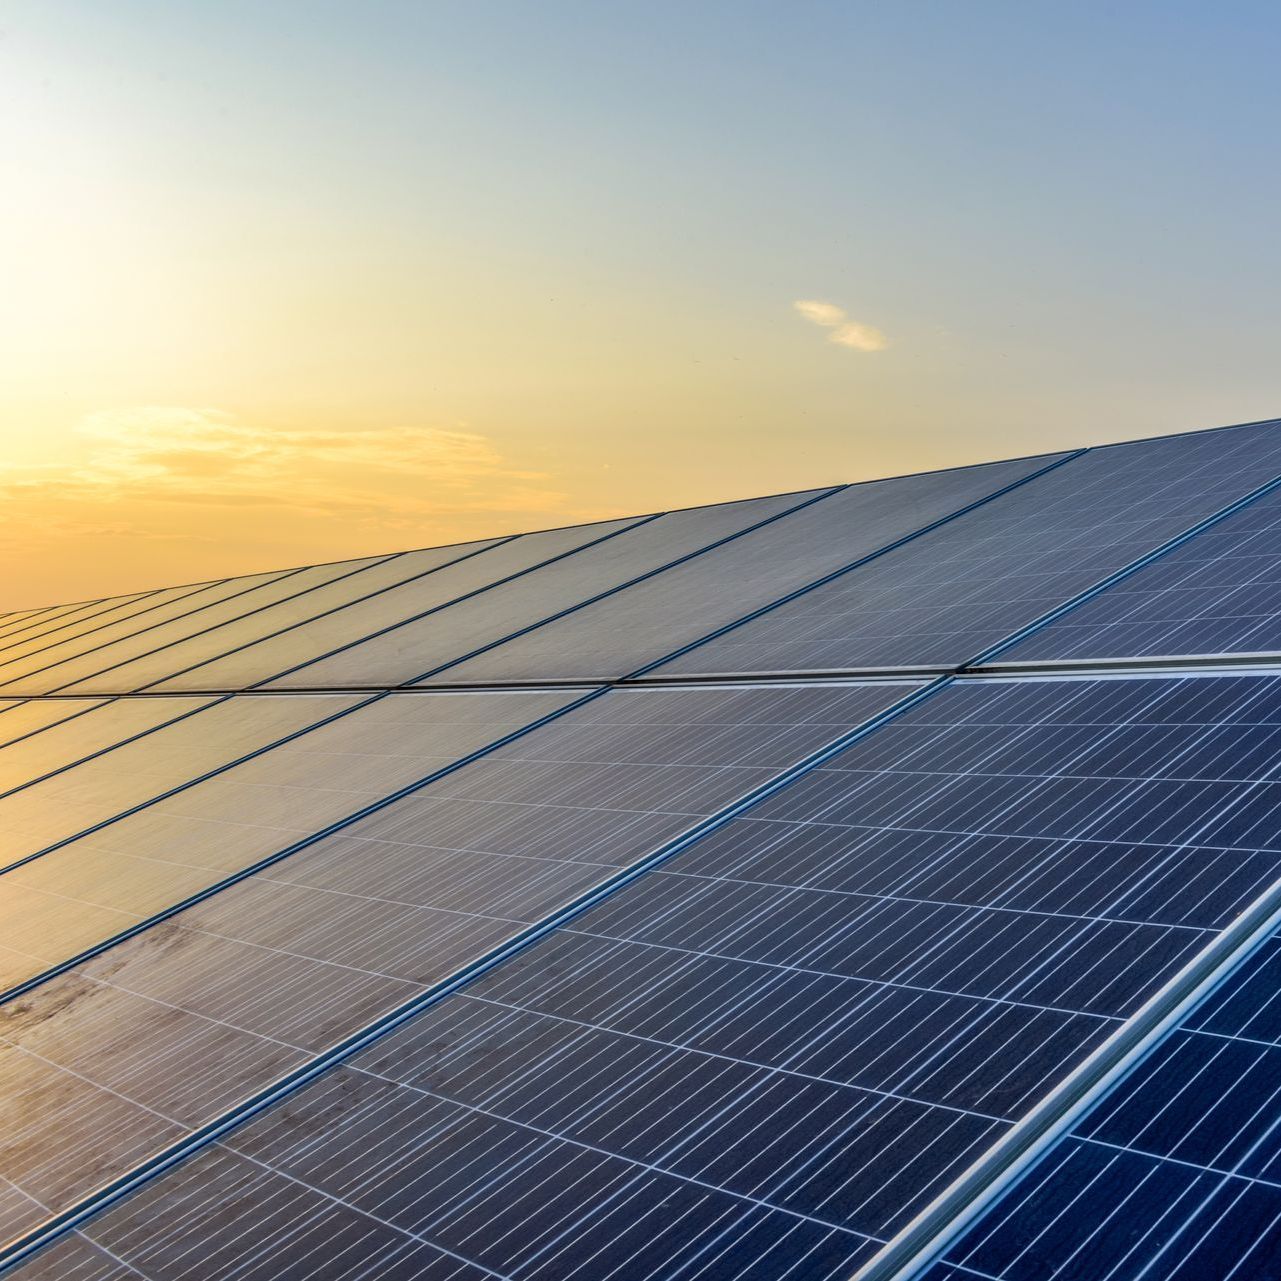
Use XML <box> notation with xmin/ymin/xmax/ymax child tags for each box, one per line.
<box><xmin>6</xmin><ymin>418</ymin><xmax>1281</xmax><ymax>1281</ymax></box>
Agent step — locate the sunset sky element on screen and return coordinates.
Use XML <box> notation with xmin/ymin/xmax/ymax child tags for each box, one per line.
<box><xmin>4</xmin><ymin>1</ymin><xmax>1281</xmax><ymax>606</ymax></box>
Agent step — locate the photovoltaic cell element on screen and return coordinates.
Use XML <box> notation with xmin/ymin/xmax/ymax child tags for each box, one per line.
<box><xmin>412</xmin><ymin>453</ymin><xmax>1065</xmax><ymax>685</ymax></box>
<box><xmin>263</xmin><ymin>490</ymin><xmax>836</xmax><ymax>690</ymax></box>
<box><xmin>0</xmin><ymin>680</ymin><xmax>911</xmax><ymax>1252</ymax></box>
<box><xmin>133</xmin><ymin>517</ymin><xmax>650</xmax><ymax>694</ymax></box>
<box><xmin>926</xmin><ymin>918</ymin><xmax>1281</xmax><ymax>1281</ymax></box>
<box><xmin>0</xmin><ymin>560</ymin><xmax>387</xmax><ymax>695</ymax></box>
<box><xmin>1002</xmin><ymin>476</ymin><xmax>1281</xmax><ymax>664</ymax></box>
<box><xmin>0</xmin><ymin>693</ymin><xmax>366</xmax><ymax>866</ymax></box>
<box><xmin>652</xmin><ymin>419</ymin><xmax>1281</xmax><ymax>676</ymax></box>
<box><xmin>0</xmin><ymin>688</ymin><xmax>582</xmax><ymax>990</ymax></box>
<box><xmin>20</xmin><ymin>670</ymin><xmax>1281</xmax><ymax>1280</ymax></box>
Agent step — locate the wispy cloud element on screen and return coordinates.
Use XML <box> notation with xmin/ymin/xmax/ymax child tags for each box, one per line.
<box><xmin>792</xmin><ymin>300</ymin><xmax>848</xmax><ymax>328</ymax></box>
<box><xmin>0</xmin><ymin>407</ymin><xmax>590</xmax><ymax>600</ymax></box>
<box><xmin>0</xmin><ymin>408</ymin><xmax>562</xmax><ymax>522</ymax></box>
<box><xmin>792</xmin><ymin>299</ymin><xmax>888</xmax><ymax>353</ymax></box>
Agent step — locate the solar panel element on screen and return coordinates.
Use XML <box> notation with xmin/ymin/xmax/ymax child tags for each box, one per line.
<box><xmin>4</xmin><ymin>539</ymin><xmax>520</xmax><ymax>696</ymax></box>
<box><xmin>0</xmin><ymin>697</ymin><xmax>109</xmax><ymax>747</ymax></box>
<box><xmin>0</xmin><ymin>578</ymin><xmax>238</xmax><ymax>670</ymax></box>
<box><xmin>651</xmin><ymin>419</ymin><xmax>1281</xmax><ymax>677</ymax></box>
<box><xmin>0</xmin><ymin>592</ymin><xmax>158</xmax><ymax>650</ymax></box>
<box><xmin>13</xmin><ymin>670</ymin><xmax>1281</xmax><ymax>1279</ymax></box>
<box><xmin>0</xmin><ymin>608</ymin><xmax>57</xmax><ymax>637</ymax></box>
<box><xmin>261</xmin><ymin>489</ymin><xmax>838</xmax><ymax>691</ymax></box>
<box><xmin>0</xmin><ymin>560</ymin><xmax>388</xmax><ymax>695</ymax></box>
<box><xmin>404</xmin><ymin>452</ymin><xmax>1066</xmax><ymax>686</ymax></box>
<box><xmin>0</xmin><ymin>680</ymin><xmax>913</xmax><ymax>1250</ymax></box>
<box><xmin>0</xmin><ymin>693</ymin><xmax>366</xmax><ymax>865</ymax></box>
<box><xmin>998</xmin><ymin>474</ymin><xmax>1281</xmax><ymax>665</ymax></box>
<box><xmin>0</xmin><ymin>687</ymin><xmax>582</xmax><ymax>991</ymax></box>
<box><xmin>0</xmin><ymin>695</ymin><xmax>221</xmax><ymax>794</ymax></box>
<box><xmin>110</xmin><ymin>516</ymin><xmax>652</xmax><ymax>694</ymax></box>
<box><xmin>9</xmin><ymin>421</ymin><xmax>1281</xmax><ymax>1281</ymax></box>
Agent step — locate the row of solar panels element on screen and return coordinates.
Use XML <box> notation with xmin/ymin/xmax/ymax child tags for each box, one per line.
<box><xmin>8</xmin><ymin>419</ymin><xmax>1281</xmax><ymax>700</ymax></box>
<box><xmin>6</xmin><ymin>672</ymin><xmax>1281</xmax><ymax>1279</ymax></box>
<box><xmin>7</xmin><ymin>420</ymin><xmax>1281</xmax><ymax>1279</ymax></box>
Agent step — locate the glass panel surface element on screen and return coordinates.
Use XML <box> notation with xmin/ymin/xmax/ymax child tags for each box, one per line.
<box><xmin>0</xmin><ymin>697</ymin><xmax>217</xmax><ymax>794</ymax></box>
<box><xmin>428</xmin><ymin>452</ymin><xmax>1065</xmax><ymax>684</ymax></box>
<box><xmin>0</xmin><ymin>594</ymin><xmax>157</xmax><ymax>650</ymax></box>
<box><xmin>26</xmin><ymin>672</ymin><xmax>1281</xmax><ymax>1280</ymax></box>
<box><xmin>1005</xmin><ymin>478</ymin><xmax>1281</xmax><ymax>662</ymax></box>
<box><xmin>0</xmin><ymin>698</ymin><xmax>108</xmax><ymax>747</ymax></box>
<box><xmin>928</xmin><ymin>916</ymin><xmax>1281</xmax><ymax>1281</ymax></box>
<box><xmin>66</xmin><ymin>544</ymin><xmax>510</xmax><ymax>695</ymax></box>
<box><xmin>145</xmin><ymin>519</ymin><xmax>646</xmax><ymax>693</ymax></box>
<box><xmin>266</xmin><ymin>489</ymin><xmax>833</xmax><ymax>689</ymax></box>
<box><xmin>0</xmin><ymin>581</ymin><xmax>221</xmax><ymax>669</ymax></box>
<box><xmin>0</xmin><ymin>681</ymin><xmax>913</xmax><ymax>1251</ymax></box>
<box><xmin>653</xmin><ymin>420</ymin><xmax>1281</xmax><ymax>675</ymax></box>
<box><xmin>0</xmin><ymin>572</ymin><xmax>301</xmax><ymax>693</ymax></box>
<box><xmin>0</xmin><ymin>694</ymin><xmax>364</xmax><ymax>866</ymax></box>
<box><xmin>0</xmin><ymin>688</ymin><xmax>583</xmax><ymax>988</ymax></box>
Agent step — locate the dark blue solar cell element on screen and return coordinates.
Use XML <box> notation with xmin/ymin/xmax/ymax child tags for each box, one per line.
<box><xmin>936</xmin><ymin>917</ymin><xmax>1281</xmax><ymax>1280</ymax></box>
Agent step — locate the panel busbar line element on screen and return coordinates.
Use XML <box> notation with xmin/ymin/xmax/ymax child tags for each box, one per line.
<box><xmin>260</xmin><ymin>486</ymin><xmax>844</xmax><ymax>692</ymax></box>
<box><xmin>398</xmin><ymin>452</ymin><xmax>1070</xmax><ymax>688</ymax></box>
<box><xmin>649</xmin><ymin>418</ymin><xmax>1281</xmax><ymax>679</ymax></box>
<box><xmin>0</xmin><ymin>680</ymin><xmax>919</xmax><ymax>1263</ymax></box>
<box><xmin>17</xmin><ymin>670</ymin><xmax>1281</xmax><ymax>1279</ymax></box>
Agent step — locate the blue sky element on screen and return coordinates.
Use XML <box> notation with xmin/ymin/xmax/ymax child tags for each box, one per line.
<box><xmin>3</xmin><ymin>1</ymin><xmax>1280</xmax><ymax>600</ymax></box>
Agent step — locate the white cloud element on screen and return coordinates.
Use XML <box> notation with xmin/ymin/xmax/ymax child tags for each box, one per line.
<box><xmin>792</xmin><ymin>299</ymin><xmax>888</xmax><ymax>353</ymax></box>
<box><xmin>793</xmin><ymin>299</ymin><xmax>847</xmax><ymax>328</ymax></box>
<box><xmin>829</xmin><ymin>321</ymin><xmax>889</xmax><ymax>352</ymax></box>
